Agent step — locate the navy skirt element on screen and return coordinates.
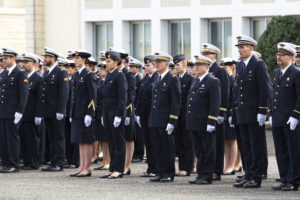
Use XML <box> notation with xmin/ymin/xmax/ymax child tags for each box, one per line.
<box><xmin>71</xmin><ymin>119</ymin><xmax>94</xmax><ymax>144</ymax></box>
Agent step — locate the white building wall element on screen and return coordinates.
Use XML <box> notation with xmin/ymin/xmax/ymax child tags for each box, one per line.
<box><xmin>81</xmin><ymin>0</ymin><xmax>300</xmax><ymax>59</ymax></box>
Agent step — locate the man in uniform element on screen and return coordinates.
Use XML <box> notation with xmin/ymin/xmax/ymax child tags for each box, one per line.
<box><xmin>148</xmin><ymin>52</ymin><xmax>181</xmax><ymax>182</ymax></box>
<box><xmin>295</xmin><ymin>46</ymin><xmax>300</xmax><ymax>68</ymax></box>
<box><xmin>186</xmin><ymin>55</ymin><xmax>221</xmax><ymax>184</ymax></box>
<box><xmin>173</xmin><ymin>54</ymin><xmax>194</xmax><ymax>177</ymax></box>
<box><xmin>0</xmin><ymin>48</ymin><xmax>29</xmax><ymax>173</ymax></box>
<box><xmin>270</xmin><ymin>43</ymin><xmax>300</xmax><ymax>191</ymax></box>
<box><xmin>19</xmin><ymin>53</ymin><xmax>42</xmax><ymax>170</ymax></box>
<box><xmin>201</xmin><ymin>43</ymin><xmax>229</xmax><ymax>181</ymax></box>
<box><xmin>40</xmin><ymin>47</ymin><xmax>69</xmax><ymax>172</ymax></box>
<box><xmin>136</xmin><ymin>55</ymin><xmax>159</xmax><ymax>177</ymax></box>
<box><xmin>233</xmin><ymin>36</ymin><xmax>271</xmax><ymax>188</ymax></box>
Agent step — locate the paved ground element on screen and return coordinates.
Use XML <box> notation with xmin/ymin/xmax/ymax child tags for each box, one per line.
<box><xmin>0</xmin><ymin>130</ymin><xmax>299</xmax><ymax>200</ymax></box>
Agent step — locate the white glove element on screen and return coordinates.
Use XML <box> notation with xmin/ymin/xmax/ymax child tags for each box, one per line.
<box><xmin>56</xmin><ymin>113</ymin><xmax>64</xmax><ymax>120</ymax></box>
<box><xmin>166</xmin><ymin>123</ymin><xmax>174</xmax><ymax>135</ymax></box>
<box><xmin>101</xmin><ymin>117</ymin><xmax>104</xmax><ymax>126</ymax></box>
<box><xmin>217</xmin><ymin>116</ymin><xmax>224</xmax><ymax>125</ymax></box>
<box><xmin>113</xmin><ymin>116</ymin><xmax>121</xmax><ymax>128</ymax></box>
<box><xmin>228</xmin><ymin>116</ymin><xmax>234</xmax><ymax>128</ymax></box>
<box><xmin>287</xmin><ymin>116</ymin><xmax>299</xmax><ymax>131</ymax></box>
<box><xmin>35</xmin><ymin>117</ymin><xmax>42</xmax><ymax>126</ymax></box>
<box><xmin>84</xmin><ymin>115</ymin><xmax>92</xmax><ymax>127</ymax></box>
<box><xmin>269</xmin><ymin>116</ymin><xmax>272</xmax><ymax>127</ymax></box>
<box><xmin>124</xmin><ymin>117</ymin><xmax>130</xmax><ymax>126</ymax></box>
<box><xmin>69</xmin><ymin>118</ymin><xmax>72</xmax><ymax>123</ymax></box>
<box><xmin>206</xmin><ymin>124</ymin><xmax>215</xmax><ymax>133</ymax></box>
<box><xmin>14</xmin><ymin>112</ymin><xmax>22</xmax><ymax>124</ymax></box>
<box><xmin>136</xmin><ymin>116</ymin><xmax>141</xmax><ymax>128</ymax></box>
<box><xmin>257</xmin><ymin>114</ymin><xmax>266</xmax><ymax>126</ymax></box>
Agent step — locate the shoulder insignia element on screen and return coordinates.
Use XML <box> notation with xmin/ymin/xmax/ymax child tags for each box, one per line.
<box><xmin>24</xmin><ymin>79</ymin><xmax>28</xmax><ymax>83</ymax></box>
<box><xmin>118</xmin><ymin>70</ymin><xmax>122</xmax><ymax>73</ymax></box>
<box><xmin>64</xmin><ymin>78</ymin><xmax>68</xmax><ymax>82</ymax></box>
<box><xmin>172</xmin><ymin>75</ymin><xmax>176</xmax><ymax>77</ymax></box>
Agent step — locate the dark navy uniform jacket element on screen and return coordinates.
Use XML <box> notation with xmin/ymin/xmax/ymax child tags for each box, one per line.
<box><xmin>23</xmin><ymin>71</ymin><xmax>42</xmax><ymax>121</ymax></box>
<box><xmin>185</xmin><ymin>73</ymin><xmax>221</xmax><ymax>131</ymax></box>
<box><xmin>271</xmin><ymin>64</ymin><xmax>300</xmax><ymax>127</ymax></box>
<box><xmin>235</xmin><ymin>55</ymin><xmax>271</xmax><ymax>125</ymax></box>
<box><xmin>136</xmin><ymin>72</ymin><xmax>159</xmax><ymax>117</ymax></box>
<box><xmin>41</xmin><ymin>65</ymin><xmax>69</xmax><ymax>118</ymax></box>
<box><xmin>96</xmin><ymin>79</ymin><xmax>105</xmax><ymax>121</ymax></box>
<box><xmin>66</xmin><ymin>76</ymin><xmax>74</xmax><ymax>118</ymax></box>
<box><xmin>70</xmin><ymin>67</ymin><xmax>97</xmax><ymax>119</ymax></box>
<box><xmin>226</xmin><ymin>75</ymin><xmax>235</xmax><ymax>121</ymax></box>
<box><xmin>102</xmin><ymin>68</ymin><xmax>127</xmax><ymax>118</ymax></box>
<box><xmin>179</xmin><ymin>72</ymin><xmax>194</xmax><ymax>116</ymax></box>
<box><xmin>148</xmin><ymin>71</ymin><xmax>181</xmax><ymax>128</ymax></box>
<box><xmin>209</xmin><ymin>62</ymin><xmax>229</xmax><ymax>117</ymax></box>
<box><xmin>134</xmin><ymin>73</ymin><xmax>142</xmax><ymax>107</ymax></box>
<box><xmin>122</xmin><ymin>67</ymin><xmax>136</xmax><ymax>117</ymax></box>
<box><xmin>0</xmin><ymin>66</ymin><xmax>29</xmax><ymax>119</ymax></box>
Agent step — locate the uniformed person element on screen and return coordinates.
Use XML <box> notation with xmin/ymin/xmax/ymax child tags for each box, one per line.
<box><xmin>169</xmin><ymin>61</ymin><xmax>177</xmax><ymax>75</ymax></box>
<box><xmin>295</xmin><ymin>46</ymin><xmax>300</xmax><ymax>68</ymax></box>
<box><xmin>270</xmin><ymin>43</ymin><xmax>300</xmax><ymax>191</ymax></box>
<box><xmin>0</xmin><ymin>53</ymin><xmax>5</xmax><ymax>74</ymax></box>
<box><xmin>136</xmin><ymin>55</ymin><xmax>159</xmax><ymax>177</ymax></box>
<box><xmin>173</xmin><ymin>54</ymin><xmax>194</xmax><ymax>177</ymax></box>
<box><xmin>94</xmin><ymin>61</ymin><xmax>111</xmax><ymax>170</ymax></box>
<box><xmin>201</xmin><ymin>43</ymin><xmax>230</xmax><ymax>181</ymax></box>
<box><xmin>0</xmin><ymin>48</ymin><xmax>29</xmax><ymax>173</ymax></box>
<box><xmin>40</xmin><ymin>47</ymin><xmax>69</xmax><ymax>172</ymax></box>
<box><xmin>148</xmin><ymin>52</ymin><xmax>181</xmax><ymax>182</ymax></box>
<box><xmin>19</xmin><ymin>53</ymin><xmax>42</xmax><ymax>170</ymax></box>
<box><xmin>16</xmin><ymin>54</ymin><xmax>24</xmax><ymax>70</ymax></box>
<box><xmin>100</xmin><ymin>50</ymin><xmax>127</xmax><ymax>179</ymax></box>
<box><xmin>129</xmin><ymin>58</ymin><xmax>145</xmax><ymax>163</ymax></box>
<box><xmin>187</xmin><ymin>55</ymin><xmax>221</xmax><ymax>185</ymax></box>
<box><xmin>62</xmin><ymin>60</ymin><xmax>79</xmax><ymax>168</ymax></box>
<box><xmin>233</xmin><ymin>35</ymin><xmax>271</xmax><ymax>188</ymax></box>
<box><xmin>69</xmin><ymin>50</ymin><xmax>97</xmax><ymax>177</ymax></box>
<box><xmin>114</xmin><ymin>49</ymin><xmax>136</xmax><ymax>175</ymax></box>
<box><xmin>187</xmin><ymin>60</ymin><xmax>197</xmax><ymax>78</ymax></box>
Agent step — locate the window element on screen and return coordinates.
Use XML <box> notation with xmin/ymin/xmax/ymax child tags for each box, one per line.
<box><xmin>169</xmin><ymin>21</ymin><xmax>191</xmax><ymax>59</ymax></box>
<box><xmin>209</xmin><ymin>19</ymin><xmax>232</xmax><ymax>58</ymax></box>
<box><xmin>130</xmin><ymin>21</ymin><xmax>151</xmax><ymax>62</ymax></box>
<box><xmin>94</xmin><ymin>23</ymin><xmax>113</xmax><ymax>61</ymax></box>
<box><xmin>250</xmin><ymin>17</ymin><xmax>272</xmax><ymax>41</ymax></box>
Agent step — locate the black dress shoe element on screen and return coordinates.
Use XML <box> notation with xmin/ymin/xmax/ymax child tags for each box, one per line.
<box><xmin>149</xmin><ymin>176</ymin><xmax>161</xmax><ymax>182</ymax></box>
<box><xmin>223</xmin><ymin>170</ymin><xmax>235</xmax><ymax>175</ymax></box>
<box><xmin>212</xmin><ymin>173</ymin><xmax>221</xmax><ymax>181</ymax></box>
<box><xmin>196</xmin><ymin>179</ymin><xmax>212</xmax><ymax>185</ymax></box>
<box><xmin>41</xmin><ymin>165</ymin><xmax>63</xmax><ymax>172</ymax></box>
<box><xmin>76</xmin><ymin>171</ymin><xmax>92</xmax><ymax>177</ymax></box>
<box><xmin>234</xmin><ymin>166</ymin><xmax>242</xmax><ymax>173</ymax></box>
<box><xmin>160</xmin><ymin>177</ymin><xmax>174</xmax><ymax>182</ymax></box>
<box><xmin>123</xmin><ymin>169</ymin><xmax>131</xmax><ymax>175</ymax></box>
<box><xmin>94</xmin><ymin>166</ymin><xmax>104</xmax><ymax>170</ymax></box>
<box><xmin>107</xmin><ymin>173</ymin><xmax>123</xmax><ymax>179</ymax></box>
<box><xmin>70</xmin><ymin>172</ymin><xmax>80</xmax><ymax>177</ymax></box>
<box><xmin>237</xmin><ymin>175</ymin><xmax>245</xmax><ymax>180</ymax></box>
<box><xmin>140</xmin><ymin>172</ymin><xmax>156</xmax><ymax>177</ymax></box>
<box><xmin>281</xmin><ymin>183</ymin><xmax>298</xmax><ymax>191</ymax></box>
<box><xmin>99</xmin><ymin>174</ymin><xmax>111</xmax><ymax>179</ymax></box>
<box><xmin>233</xmin><ymin>179</ymin><xmax>249</xmax><ymax>188</ymax></box>
<box><xmin>275</xmin><ymin>178</ymin><xmax>281</xmax><ymax>182</ymax></box>
<box><xmin>243</xmin><ymin>180</ymin><xmax>261</xmax><ymax>188</ymax></box>
<box><xmin>0</xmin><ymin>167</ymin><xmax>20</xmax><ymax>173</ymax></box>
<box><xmin>22</xmin><ymin>166</ymin><xmax>38</xmax><ymax>170</ymax></box>
<box><xmin>272</xmin><ymin>183</ymin><xmax>286</xmax><ymax>190</ymax></box>
<box><xmin>189</xmin><ymin>178</ymin><xmax>200</xmax><ymax>184</ymax></box>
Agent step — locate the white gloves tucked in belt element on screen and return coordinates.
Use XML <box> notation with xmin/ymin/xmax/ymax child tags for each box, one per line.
<box><xmin>14</xmin><ymin>112</ymin><xmax>22</xmax><ymax>124</ymax></box>
<box><xmin>124</xmin><ymin>117</ymin><xmax>130</xmax><ymax>126</ymax></box>
<box><xmin>56</xmin><ymin>113</ymin><xmax>64</xmax><ymax>121</ymax></box>
<box><xmin>257</xmin><ymin>114</ymin><xmax>266</xmax><ymax>126</ymax></box>
<box><xmin>113</xmin><ymin>116</ymin><xmax>121</xmax><ymax>128</ymax></box>
<box><xmin>84</xmin><ymin>115</ymin><xmax>92</xmax><ymax>127</ymax></box>
<box><xmin>35</xmin><ymin>117</ymin><xmax>42</xmax><ymax>125</ymax></box>
<box><xmin>135</xmin><ymin>115</ymin><xmax>141</xmax><ymax>128</ymax></box>
<box><xmin>166</xmin><ymin>123</ymin><xmax>174</xmax><ymax>135</ymax></box>
<box><xmin>217</xmin><ymin>116</ymin><xmax>224</xmax><ymax>125</ymax></box>
<box><xmin>287</xmin><ymin>116</ymin><xmax>299</xmax><ymax>131</ymax></box>
<box><xmin>228</xmin><ymin>116</ymin><xmax>234</xmax><ymax>128</ymax></box>
<box><xmin>206</xmin><ymin>125</ymin><xmax>215</xmax><ymax>133</ymax></box>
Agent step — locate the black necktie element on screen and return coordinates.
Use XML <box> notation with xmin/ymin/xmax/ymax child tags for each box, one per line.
<box><xmin>158</xmin><ymin>75</ymin><xmax>161</xmax><ymax>82</ymax></box>
<box><xmin>241</xmin><ymin>62</ymin><xmax>246</xmax><ymax>75</ymax></box>
<box><xmin>279</xmin><ymin>71</ymin><xmax>283</xmax><ymax>78</ymax></box>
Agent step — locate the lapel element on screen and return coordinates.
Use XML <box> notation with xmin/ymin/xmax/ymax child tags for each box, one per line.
<box><xmin>28</xmin><ymin>71</ymin><xmax>37</xmax><ymax>82</ymax></box>
<box><xmin>5</xmin><ymin>66</ymin><xmax>18</xmax><ymax>83</ymax></box>
<box><xmin>47</xmin><ymin>65</ymin><xmax>58</xmax><ymax>79</ymax></box>
<box><xmin>278</xmin><ymin>65</ymin><xmax>293</xmax><ymax>84</ymax></box>
<box><xmin>239</xmin><ymin>55</ymin><xmax>257</xmax><ymax>79</ymax></box>
<box><xmin>75</xmin><ymin>67</ymin><xmax>88</xmax><ymax>90</ymax></box>
<box><xmin>154</xmin><ymin>71</ymin><xmax>170</xmax><ymax>89</ymax></box>
<box><xmin>191</xmin><ymin>77</ymin><xmax>200</xmax><ymax>92</ymax></box>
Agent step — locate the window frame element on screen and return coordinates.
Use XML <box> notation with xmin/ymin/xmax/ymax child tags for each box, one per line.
<box><xmin>93</xmin><ymin>22</ymin><xmax>113</xmax><ymax>61</ymax></box>
<box><xmin>168</xmin><ymin>20</ymin><xmax>191</xmax><ymax>59</ymax></box>
<box><xmin>208</xmin><ymin>18</ymin><xmax>232</xmax><ymax>58</ymax></box>
<box><xmin>250</xmin><ymin>17</ymin><xmax>272</xmax><ymax>40</ymax></box>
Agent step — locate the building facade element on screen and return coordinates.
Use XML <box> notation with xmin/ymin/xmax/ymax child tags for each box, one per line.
<box><xmin>81</xmin><ymin>0</ymin><xmax>300</xmax><ymax>61</ymax></box>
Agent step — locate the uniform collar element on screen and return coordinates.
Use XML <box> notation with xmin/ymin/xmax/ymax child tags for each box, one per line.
<box><xmin>243</xmin><ymin>53</ymin><xmax>253</xmax><ymax>67</ymax></box>
<box><xmin>179</xmin><ymin>70</ymin><xmax>186</xmax><ymax>78</ymax></box>
<box><xmin>28</xmin><ymin>70</ymin><xmax>35</xmax><ymax>78</ymax></box>
<box><xmin>281</xmin><ymin>63</ymin><xmax>292</xmax><ymax>76</ymax></box>
<box><xmin>78</xmin><ymin>66</ymin><xmax>86</xmax><ymax>75</ymax></box>
<box><xmin>109</xmin><ymin>67</ymin><xmax>118</xmax><ymax>74</ymax></box>
<box><xmin>198</xmin><ymin>72</ymin><xmax>209</xmax><ymax>82</ymax></box>
<box><xmin>159</xmin><ymin>69</ymin><xmax>169</xmax><ymax>80</ymax></box>
<box><xmin>48</xmin><ymin>63</ymin><xmax>57</xmax><ymax>74</ymax></box>
<box><xmin>148</xmin><ymin>72</ymin><xmax>154</xmax><ymax>78</ymax></box>
<box><xmin>8</xmin><ymin>64</ymin><xmax>17</xmax><ymax>75</ymax></box>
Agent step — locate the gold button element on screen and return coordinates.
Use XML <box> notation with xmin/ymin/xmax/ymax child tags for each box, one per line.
<box><xmin>155</xmin><ymin>89</ymin><xmax>158</xmax><ymax>92</ymax></box>
<box><xmin>241</xmin><ymin>80</ymin><xmax>243</xmax><ymax>83</ymax></box>
<box><xmin>241</xmin><ymin>102</ymin><xmax>244</xmax><ymax>104</ymax></box>
<box><xmin>274</xmin><ymin>106</ymin><xmax>277</xmax><ymax>109</ymax></box>
<box><xmin>240</xmin><ymin>94</ymin><xmax>243</xmax><ymax>97</ymax></box>
<box><xmin>42</xmin><ymin>100</ymin><xmax>45</xmax><ymax>103</ymax></box>
<box><xmin>188</xmin><ymin>111</ymin><xmax>191</xmax><ymax>113</ymax></box>
<box><xmin>43</xmin><ymin>88</ymin><xmax>45</xmax><ymax>90</ymax></box>
<box><xmin>154</xmin><ymin>100</ymin><xmax>156</xmax><ymax>103</ymax></box>
<box><xmin>2</xmin><ymin>89</ymin><xmax>4</xmax><ymax>92</ymax></box>
<box><xmin>190</xmin><ymin>98</ymin><xmax>192</xmax><ymax>100</ymax></box>
<box><xmin>192</xmin><ymin>92</ymin><xmax>195</xmax><ymax>94</ymax></box>
<box><xmin>155</xmin><ymin>95</ymin><xmax>157</xmax><ymax>97</ymax></box>
<box><xmin>1</xmin><ymin>101</ymin><xmax>3</xmax><ymax>104</ymax></box>
<box><xmin>42</xmin><ymin>94</ymin><xmax>45</xmax><ymax>97</ymax></box>
<box><xmin>2</xmin><ymin>84</ymin><xmax>5</xmax><ymax>86</ymax></box>
<box><xmin>277</xmin><ymin>85</ymin><xmax>279</xmax><ymax>87</ymax></box>
<box><xmin>274</xmin><ymin>99</ymin><xmax>277</xmax><ymax>102</ymax></box>
<box><xmin>275</xmin><ymin>92</ymin><xmax>278</xmax><ymax>95</ymax></box>
<box><xmin>240</xmin><ymin>87</ymin><xmax>243</xmax><ymax>90</ymax></box>
<box><xmin>1</xmin><ymin>95</ymin><xmax>3</xmax><ymax>98</ymax></box>
<box><xmin>153</xmin><ymin>106</ymin><xmax>156</xmax><ymax>108</ymax></box>
<box><xmin>189</xmin><ymin>104</ymin><xmax>191</xmax><ymax>107</ymax></box>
